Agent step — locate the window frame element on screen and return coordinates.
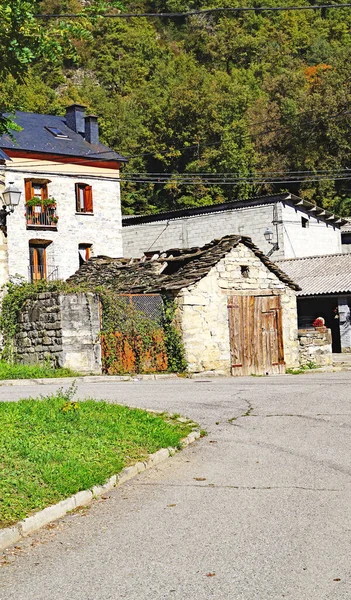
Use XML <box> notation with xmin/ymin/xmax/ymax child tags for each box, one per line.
<box><xmin>75</xmin><ymin>183</ymin><xmax>93</xmax><ymax>214</ymax></box>
<box><xmin>25</xmin><ymin>180</ymin><xmax>48</xmax><ymax>203</ymax></box>
<box><xmin>78</xmin><ymin>243</ymin><xmax>92</xmax><ymax>266</ymax></box>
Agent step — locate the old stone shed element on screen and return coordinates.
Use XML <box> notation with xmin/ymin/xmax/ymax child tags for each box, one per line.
<box><xmin>69</xmin><ymin>235</ymin><xmax>300</xmax><ymax>376</ymax></box>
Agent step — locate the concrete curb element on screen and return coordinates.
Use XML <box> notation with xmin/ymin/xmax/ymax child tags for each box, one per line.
<box><xmin>0</xmin><ymin>373</ymin><xmax>184</xmax><ymax>386</ymax></box>
<box><xmin>0</xmin><ymin>428</ymin><xmax>201</xmax><ymax>553</ymax></box>
<box><xmin>1</xmin><ymin>367</ymin><xmax>349</xmax><ymax>387</ymax></box>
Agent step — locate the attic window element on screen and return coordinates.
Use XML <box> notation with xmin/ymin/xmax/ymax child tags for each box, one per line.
<box><xmin>45</xmin><ymin>126</ymin><xmax>70</xmax><ymax>139</ymax></box>
<box><xmin>240</xmin><ymin>265</ymin><xmax>249</xmax><ymax>278</ymax></box>
<box><xmin>301</xmin><ymin>217</ymin><xmax>309</xmax><ymax>229</ymax></box>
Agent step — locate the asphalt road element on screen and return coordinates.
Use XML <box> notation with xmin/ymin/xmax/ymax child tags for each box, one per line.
<box><xmin>0</xmin><ymin>372</ymin><xmax>350</xmax><ymax>599</ymax></box>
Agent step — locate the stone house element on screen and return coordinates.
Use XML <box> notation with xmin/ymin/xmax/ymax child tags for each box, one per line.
<box><xmin>0</xmin><ymin>105</ymin><xmax>127</xmax><ymax>284</ymax></box>
<box><xmin>69</xmin><ymin>235</ymin><xmax>301</xmax><ymax>376</ymax></box>
<box><xmin>122</xmin><ymin>193</ymin><xmax>346</xmax><ymax>260</ymax></box>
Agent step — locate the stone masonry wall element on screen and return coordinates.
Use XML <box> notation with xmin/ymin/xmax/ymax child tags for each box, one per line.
<box><xmin>298</xmin><ymin>328</ymin><xmax>333</xmax><ymax>366</ymax></box>
<box><xmin>16</xmin><ymin>292</ymin><xmax>62</xmax><ymax>366</ymax></box>
<box><xmin>5</xmin><ymin>158</ymin><xmax>123</xmax><ymax>282</ymax></box>
<box><xmin>175</xmin><ymin>243</ymin><xmax>299</xmax><ymax>375</ymax></box>
<box><xmin>15</xmin><ymin>292</ymin><xmax>102</xmax><ymax>374</ymax></box>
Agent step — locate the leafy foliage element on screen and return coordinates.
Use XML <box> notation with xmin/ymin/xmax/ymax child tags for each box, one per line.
<box><xmin>99</xmin><ymin>291</ymin><xmax>169</xmax><ymax>374</ymax></box>
<box><xmin>2</xmin><ymin>1</ymin><xmax>351</xmax><ymax>210</ymax></box>
<box><xmin>162</xmin><ymin>297</ymin><xmax>187</xmax><ymax>373</ymax></box>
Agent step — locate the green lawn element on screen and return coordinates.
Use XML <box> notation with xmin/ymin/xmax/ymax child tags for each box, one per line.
<box><xmin>0</xmin><ymin>361</ymin><xmax>80</xmax><ymax>380</ymax></box>
<box><xmin>0</xmin><ymin>387</ymin><xmax>194</xmax><ymax>527</ymax></box>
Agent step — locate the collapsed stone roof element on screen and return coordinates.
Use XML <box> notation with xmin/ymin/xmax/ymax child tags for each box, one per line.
<box><xmin>67</xmin><ymin>235</ymin><xmax>301</xmax><ymax>292</ymax></box>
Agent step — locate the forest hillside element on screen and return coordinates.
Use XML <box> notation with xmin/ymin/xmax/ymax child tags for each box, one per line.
<box><xmin>1</xmin><ymin>1</ymin><xmax>351</xmax><ymax>215</ymax></box>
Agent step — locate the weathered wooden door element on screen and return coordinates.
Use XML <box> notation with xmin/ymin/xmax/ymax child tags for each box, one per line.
<box><xmin>228</xmin><ymin>295</ymin><xmax>285</xmax><ymax>376</ymax></box>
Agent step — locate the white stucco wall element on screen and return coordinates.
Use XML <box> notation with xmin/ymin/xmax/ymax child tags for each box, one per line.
<box><xmin>2</xmin><ymin>157</ymin><xmax>123</xmax><ymax>282</ymax></box>
<box><xmin>281</xmin><ymin>203</ymin><xmax>341</xmax><ymax>258</ymax></box>
<box><xmin>176</xmin><ymin>243</ymin><xmax>299</xmax><ymax>375</ymax></box>
<box><xmin>123</xmin><ymin>203</ymin><xmax>285</xmax><ymax>259</ymax></box>
<box><xmin>123</xmin><ymin>200</ymin><xmax>342</xmax><ymax>260</ymax></box>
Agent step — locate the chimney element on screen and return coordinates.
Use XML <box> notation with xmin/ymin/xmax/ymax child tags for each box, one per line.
<box><xmin>65</xmin><ymin>104</ymin><xmax>86</xmax><ymax>135</ymax></box>
<box><xmin>85</xmin><ymin>115</ymin><xmax>99</xmax><ymax>145</ymax></box>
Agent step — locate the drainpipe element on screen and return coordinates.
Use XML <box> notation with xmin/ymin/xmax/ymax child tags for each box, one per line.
<box><xmin>0</xmin><ymin>163</ymin><xmax>9</xmax><ymax>287</ymax></box>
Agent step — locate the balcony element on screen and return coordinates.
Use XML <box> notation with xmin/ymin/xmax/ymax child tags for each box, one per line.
<box><xmin>26</xmin><ymin>204</ymin><xmax>58</xmax><ymax>229</ymax></box>
<box><xmin>28</xmin><ymin>265</ymin><xmax>59</xmax><ymax>282</ymax></box>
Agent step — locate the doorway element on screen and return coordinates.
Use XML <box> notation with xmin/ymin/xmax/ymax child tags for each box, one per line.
<box><xmin>228</xmin><ymin>294</ymin><xmax>285</xmax><ymax>376</ymax></box>
<box><xmin>29</xmin><ymin>240</ymin><xmax>52</xmax><ymax>281</ymax></box>
<box><xmin>297</xmin><ymin>297</ymin><xmax>341</xmax><ymax>352</ymax></box>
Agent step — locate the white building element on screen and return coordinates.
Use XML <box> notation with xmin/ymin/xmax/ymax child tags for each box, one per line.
<box><xmin>0</xmin><ymin>104</ymin><xmax>126</xmax><ymax>283</ymax></box>
<box><xmin>122</xmin><ymin>194</ymin><xmax>346</xmax><ymax>260</ymax></box>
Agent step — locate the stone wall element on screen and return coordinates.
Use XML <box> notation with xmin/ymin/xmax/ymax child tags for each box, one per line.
<box><xmin>175</xmin><ymin>243</ymin><xmax>299</xmax><ymax>375</ymax></box>
<box><xmin>15</xmin><ymin>292</ymin><xmax>102</xmax><ymax>374</ymax></box>
<box><xmin>4</xmin><ymin>157</ymin><xmax>123</xmax><ymax>283</ymax></box>
<box><xmin>298</xmin><ymin>328</ymin><xmax>333</xmax><ymax>366</ymax></box>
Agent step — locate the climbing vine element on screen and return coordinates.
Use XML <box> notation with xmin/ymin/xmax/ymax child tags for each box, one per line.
<box><xmin>162</xmin><ymin>297</ymin><xmax>187</xmax><ymax>374</ymax></box>
<box><xmin>99</xmin><ymin>290</ymin><xmax>168</xmax><ymax>374</ymax></box>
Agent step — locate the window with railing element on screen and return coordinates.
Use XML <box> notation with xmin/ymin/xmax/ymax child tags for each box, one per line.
<box><xmin>25</xmin><ymin>180</ymin><xmax>59</xmax><ymax>229</ymax></box>
<box><xmin>28</xmin><ymin>242</ymin><xmax>59</xmax><ymax>282</ymax></box>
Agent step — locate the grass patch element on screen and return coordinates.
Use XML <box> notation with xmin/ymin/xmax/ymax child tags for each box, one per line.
<box><xmin>286</xmin><ymin>361</ymin><xmax>319</xmax><ymax>375</ymax></box>
<box><xmin>0</xmin><ymin>361</ymin><xmax>80</xmax><ymax>380</ymax></box>
<box><xmin>0</xmin><ymin>385</ymin><xmax>195</xmax><ymax>527</ymax></box>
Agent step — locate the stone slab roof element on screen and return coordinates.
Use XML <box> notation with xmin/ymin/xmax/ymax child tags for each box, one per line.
<box><xmin>68</xmin><ymin>235</ymin><xmax>300</xmax><ymax>293</ymax></box>
<box><xmin>122</xmin><ymin>193</ymin><xmax>346</xmax><ymax>228</ymax></box>
<box><xmin>277</xmin><ymin>253</ymin><xmax>351</xmax><ymax>296</ymax></box>
<box><xmin>0</xmin><ymin>111</ymin><xmax>127</xmax><ymax>163</ymax></box>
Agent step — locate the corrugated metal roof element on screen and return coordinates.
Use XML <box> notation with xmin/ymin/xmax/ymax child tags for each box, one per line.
<box><xmin>122</xmin><ymin>193</ymin><xmax>346</xmax><ymax>227</ymax></box>
<box><xmin>277</xmin><ymin>253</ymin><xmax>351</xmax><ymax>296</ymax></box>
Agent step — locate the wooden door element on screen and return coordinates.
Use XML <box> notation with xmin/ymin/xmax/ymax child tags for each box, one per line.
<box><xmin>29</xmin><ymin>244</ymin><xmax>47</xmax><ymax>281</ymax></box>
<box><xmin>228</xmin><ymin>295</ymin><xmax>285</xmax><ymax>376</ymax></box>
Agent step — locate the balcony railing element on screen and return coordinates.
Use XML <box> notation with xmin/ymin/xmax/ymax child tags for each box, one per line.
<box><xmin>28</xmin><ymin>265</ymin><xmax>59</xmax><ymax>282</ymax></box>
<box><xmin>26</xmin><ymin>205</ymin><xmax>58</xmax><ymax>228</ymax></box>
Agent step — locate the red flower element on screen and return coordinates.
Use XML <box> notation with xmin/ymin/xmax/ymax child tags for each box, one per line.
<box><xmin>313</xmin><ymin>317</ymin><xmax>325</xmax><ymax>327</ymax></box>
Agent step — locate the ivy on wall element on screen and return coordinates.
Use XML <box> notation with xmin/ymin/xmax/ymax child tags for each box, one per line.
<box><xmin>162</xmin><ymin>297</ymin><xmax>187</xmax><ymax>374</ymax></box>
<box><xmin>0</xmin><ymin>280</ymin><xmax>188</xmax><ymax>374</ymax></box>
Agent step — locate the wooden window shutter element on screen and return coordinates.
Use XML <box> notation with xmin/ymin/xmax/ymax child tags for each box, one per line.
<box><xmin>84</xmin><ymin>186</ymin><xmax>93</xmax><ymax>213</ymax></box>
<box><xmin>75</xmin><ymin>183</ymin><xmax>80</xmax><ymax>212</ymax></box>
<box><xmin>42</xmin><ymin>184</ymin><xmax>48</xmax><ymax>200</ymax></box>
<box><xmin>25</xmin><ymin>181</ymin><xmax>33</xmax><ymax>202</ymax></box>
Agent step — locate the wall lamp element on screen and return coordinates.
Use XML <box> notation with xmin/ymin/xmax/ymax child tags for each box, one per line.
<box><xmin>264</xmin><ymin>225</ymin><xmax>279</xmax><ymax>257</ymax></box>
<box><xmin>0</xmin><ymin>182</ymin><xmax>22</xmax><ymax>236</ymax></box>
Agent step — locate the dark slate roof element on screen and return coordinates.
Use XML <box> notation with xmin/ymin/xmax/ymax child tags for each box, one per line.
<box><xmin>67</xmin><ymin>235</ymin><xmax>300</xmax><ymax>292</ymax></box>
<box><xmin>0</xmin><ymin>111</ymin><xmax>127</xmax><ymax>163</ymax></box>
<box><xmin>122</xmin><ymin>193</ymin><xmax>346</xmax><ymax>227</ymax></box>
<box><xmin>277</xmin><ymin>253</ymin><xmax>351</xmax><ymax>296</ymax></box>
